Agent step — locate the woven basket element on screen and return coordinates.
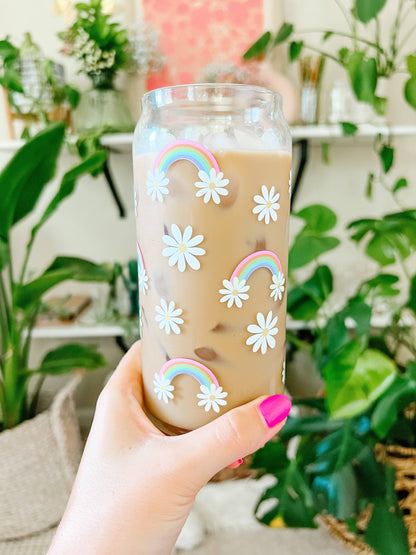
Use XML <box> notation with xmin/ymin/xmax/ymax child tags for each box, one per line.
<box><xmin>323</xmin><ymin>443</ymin><xmax>416</xmax><ymax>554</ymax></box>
<box><xmin>0</xmin><ymin>374</ymin><xmax>83</xmax><ymax>546</ymax></box>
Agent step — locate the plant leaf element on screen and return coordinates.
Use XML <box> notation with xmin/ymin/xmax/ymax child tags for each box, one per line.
<box><xmin>287</xmin><ymin>265</ymin><xmax>333</xmax><ymax>320</ymax></box>
<box><xmin>406</xmin><ymin>54</ymin><xmax>416</xmax><ymax>77</ymax></box>
<box><xmin>371</xmin><ymin>375</ymin><xmax>416</xmax><ymax>439</ymax></box>
<box><xmin>340</xmin><ymin>122</ymin><xmax>358</xmax><ymax>136</ymax></box>
<box><xmin>0</xmin><ymin>237</ymin><xmax>9</xmax><ymax>272</ymax></box>
<box><xmin>289</xmin><ymin>236</ymin><xmax>340</xmax><ymax>270</ymax></box>
<box><xmin>347</xmin><ymin>53</ymin><xmax>377</xmax><ymax>103</ymax></box>
<box><xmin>294</xmin><ymin>204</ymin><xmax>337</xmax><ymax>234</ymax></box>
<box><xmin>321</xmin><ymin>141</ymin><xmax>330</xmax><ymax>164</ymax></box>
<box><xmin>379</xmin><ymin>144</ymin><xmax>394</xmax><ymax>173</ymax></box>
<box><xmin>250</xmin><ymin>440</ymin><xmax>290</xmax><ymax>476</ymax></box>
<box><xmin>243</xmin><ymin>31</ymin><xmax>271</xmax><ymax>60</ymax></box>
<box><xmin>355</xmin><ymin>0</ymin><xmax>387</xmax><ymax>23</ymax></box>
<box><xmin>289</xmin><ymin>41</ymin><xmax>304</xmax><ymax>62</ymax></box>
<box><xmin>37</xmin><ymin>344</ymin><xmax>106</xmax><ymax>375</ymax></box>
<box><xmin>324</xmin><ymin>345</ymin><xmax>397</xmax><ymax>419</ymax></box>
<box><xmin>46</xmin><ymin>256</ymin><xmax>114</xmax><ymax>282</ymax></box>
<box><xmin>0</xmin><ymin>123</ymin><xmax>65</xmax><ymax>240</ymax></box>
<box><xmin>323</xmin><ymin>31</ymin><xmax>334</xmax><ymax>41</ymax></box>
<box><xmin>279</xmin><ymin>414</ymin><xmax>343</xmax><ymax>441</ymax></box>
<box><xmin>393</xmin><ymin>178</ymin><xmax>407</xmax><ymax>193</ymax></box>
<box><xmin>408</xmin><ymin>275</ymin><xmax>416</xmax><ymax>314</ymax></box>
<box><xmin>14</xmin><ymin>269</ymin><xmax>73</xmax><ymax>309</ymax></box>
<box><xmin>63</xmin><ymin>84</ymin><xmax>80</xmax><ymax>109</ymax></box>
<box><xmin>255</xmin><ymin>460</ymin><xmax>318</xmax><ymax>528</ymax></box>
<box><xmin>29</xmin><ymin>151</ymin><xmax>106</xmax><ymax>245</ymax></box>
<box><xmin>364</xmin><ymin>497</ymin><xmax>410</xmax><ymax>555</ymax></box>
<box><xmin>365</xmin><ymin>172</ymin><xmax>374</xmax><ymax>199</ymax></box>
<box><xmin>404</xmin><ymin>76</ymin><xmax>416</xmax><ymax>110</ymax></box>
<box><xmin>274</xmin><ymin>23</ymin><xmax>294</xmax><ymax>45</ymax></box>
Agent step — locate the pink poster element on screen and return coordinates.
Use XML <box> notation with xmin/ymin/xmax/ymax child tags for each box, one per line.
<box><xmin>143</xmin><ymin>0</ymin><xmax>264</xmax><ymax>89</ymax></box>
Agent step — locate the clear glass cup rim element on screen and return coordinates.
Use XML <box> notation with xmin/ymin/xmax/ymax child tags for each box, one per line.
<box><xmin>142</xmin><ymin>83</ymin><xmax>282</xmax><ymax>110</ymax></box>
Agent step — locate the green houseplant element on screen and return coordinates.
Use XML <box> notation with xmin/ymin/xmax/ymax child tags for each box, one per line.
<box><xmin>243</xmin><ymin>0</ymin><xmax>416</xmax><ymax>114</ymax></box>
<box><xmin>251</xmin><ymin>163</ymin><xmax>416</xmax><ymax>553</ymax></box>
<box><xmin>0</xmin><ymin>122</ymin><xmax>119</xmax><ymax>546</ymax></box>
<box><xmin>0</xmin><ymin>122</ymin><xmax>114</xmax><ymax>430</ymax></box>
<box><xmin>58</xmin><ymin>0</ymin><xmax>134</xmax><ymax>132</ymax></box>
<box><xmin>0</xmin><ymin>34</ymin><xmax>80</xmax><ymax>138</ymax></box>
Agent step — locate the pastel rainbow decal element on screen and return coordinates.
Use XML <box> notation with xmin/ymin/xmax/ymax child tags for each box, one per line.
<box><xmin>153</xmin><ymin>358</ymin><xmax>228</xmax><ymax>411</ymax></box>
<box><xmin>219</xmin><ymin>250</ymin><xmax>285</xmax><ymax>308</ymax></box>
<box><xmin>153</xmin><ymin>140</ymin><xmax>220</xmax><ymax>176</ymax></box>
<box><xmin>231</xmin><ymin>250</ymin><xmax>283</xmax><ymax>284</ymax></box>
<box><xmin>137</xmin><ymin>241</ymin><xmax>149</xmax><ymax>295</ymax></box>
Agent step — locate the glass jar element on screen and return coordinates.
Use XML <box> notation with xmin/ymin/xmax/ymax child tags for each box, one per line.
<box><xmin>133</xmin><ymin>84</ymin><xmax>291</xmax><ymax>434</ymax></box>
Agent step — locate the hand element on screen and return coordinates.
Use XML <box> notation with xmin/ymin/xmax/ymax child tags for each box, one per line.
<box><xmin>49</xmin><ymin>341</ymin><xmax>291</xmax><ymax>555</ymax></box>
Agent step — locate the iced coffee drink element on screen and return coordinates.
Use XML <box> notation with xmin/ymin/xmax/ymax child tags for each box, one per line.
<box><xmin>133</xmin><ymin>85</ymin><xmax>291</xmax><ymax>433</ymax></box>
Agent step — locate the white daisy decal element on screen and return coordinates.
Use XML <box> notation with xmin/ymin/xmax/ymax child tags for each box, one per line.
<box><xmin>282</xmin><ymin>360</ymin><xmax>286</xmax><ymax>384</ymax></box>
<box><xmin>197</xmin><ymin>384</ymin><xmax>228</xmax><ymax>413</ymax></box>
<box><xmin>155</xmin><ymin>298</ymin><xmax>184</xmax><ymax>335</ymax></box>
<box><xmin>246</xmin><ymin>311</ymin><xmax>278</xmax><ymax>354</ymax></box>
<box><xmin>270</xmin><ymin>273</ymin><xmax>285</xmax><ymax>301</ymax></box>
<box><xmin>146</xmin><ymin>169</ymin><xmax>169</xmax><ymax>202</ymax></box>
<box><xmin>194</xmin><ymin>169</ymin><xmax>229</xmax><ymax>204</ymax></box>
<box><xmin>219</xmin><ymin>277</ymin><xmax>250</xmax><ymax>308</ymax></box>
<box><xmin>162</xmin><ymin>224</ymin><xmax>205</xmax><ymax>272</ymax></box>
<box><xmin>138</xmin><ymin>268</ymin><xmax>149</xmax><ymax>295</ymax></box>
<box><xmin>153</xmin><ymin>373</ymin><xmax>174</xmax><ymax>404</ymax></box>
<box><xmin>253</xmin><ymin>185</ymin><xmax>280</xmax><ymax>224</ymax></box>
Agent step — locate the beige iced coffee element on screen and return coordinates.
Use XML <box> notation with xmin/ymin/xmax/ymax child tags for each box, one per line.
<box><xmin>134</xmin><ymin>145</ymin><xmax>291</xmax><ymax>433</ymax></box>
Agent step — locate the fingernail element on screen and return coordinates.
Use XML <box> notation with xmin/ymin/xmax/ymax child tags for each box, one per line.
<box><xmin>259</xmin><ymin>395</ymin><xmax>292</xmax><ymax>428</ymax></box>
<box><xmin>228</xmin><ymin>458</ymin><xmax>243</xmax><ymax>469</ymax></box>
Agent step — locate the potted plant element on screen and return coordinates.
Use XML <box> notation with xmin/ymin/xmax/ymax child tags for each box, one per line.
<box><xmin>0</xmin><ymin>33</ymin><xmax>80</xmax><ymax>139</ymax></box>
<box><xmin>0</xmin><ymin>122</ymin><xmax>114</xmax><ymax>545</ymax></box>
<box><xmin>250</xmin><ymin>181</ymin><xmax>416</xmax><ymax>554</ymax></box>
<box><xmin>243</xmin><ymin>0</ymin><xmax>416</xmax><ymax>115</ymax></box>
<box><xmin>58</xmin><ymin>0</ymin><xmax>135</xmax><ymax>133</ymax></box>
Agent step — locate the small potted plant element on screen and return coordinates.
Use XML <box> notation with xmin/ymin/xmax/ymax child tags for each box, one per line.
<box><xmin>0</xmin><ymin>33</ymin><xmax>80</xmax><ymax>138</ymax></box>
<box><xmin>0</xmin><ymin>122</ymin><xmax>114</xmax><ymax>546</ymax></box>
<box><xmin>58</xmin><ymin>0</ymin><xmax>135</xmax><ymax>133</ymax></box>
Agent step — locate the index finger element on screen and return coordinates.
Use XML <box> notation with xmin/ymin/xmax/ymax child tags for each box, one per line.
<box><xmin>105</xmin><ymin>340</ymin><xmax>144</xmax><ymax>405</ymax></box>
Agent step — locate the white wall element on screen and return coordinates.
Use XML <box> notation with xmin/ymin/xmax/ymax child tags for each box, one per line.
<box><xmin>1</xmin><ymin>0</ymin><xmax>415</xmax><ymax>408</ymax></box>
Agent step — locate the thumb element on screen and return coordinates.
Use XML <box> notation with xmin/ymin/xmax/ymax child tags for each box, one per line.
<box><xmin>177</xmin><ymin>394</ymin><xmax>291</xmax><ymax>488</ymax></box>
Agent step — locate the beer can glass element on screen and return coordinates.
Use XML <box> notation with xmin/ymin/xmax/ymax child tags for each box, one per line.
<box><xmin>133</xmin><ymin>84</ymin><xmax>291</xmax><ymax>434</ymax></box>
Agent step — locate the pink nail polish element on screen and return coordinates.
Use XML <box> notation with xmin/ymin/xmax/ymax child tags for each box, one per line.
<box><xmin>259</xmin><ymin>395</ymin><xmax>291</xmax><ymax>428</ymax></box>
<box><xmin>228</xmin><ymin>458</ymin><xmax>243</xmax><ymax>469</ymax></box>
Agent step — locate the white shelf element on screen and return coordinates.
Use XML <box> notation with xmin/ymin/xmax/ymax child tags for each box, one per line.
<box><xmin>1</xmin><ymin>125</ymin><xmax>415</xmax><ymax>153</ymax></box>
<box><xmin>30</xmin><ymin>312</ymin><xmax>408</xmax><ymax>340</ymax></box>
<box><xmin>31</xmin><ymin>323</ymin><xmax>127</xmax><ymax>339</ymax></box>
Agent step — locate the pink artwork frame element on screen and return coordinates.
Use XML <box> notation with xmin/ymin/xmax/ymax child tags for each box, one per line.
<box><xmin>142</xmin><ymin>0</ymin><xmax>264</xmax><ymax>90</ymax></box>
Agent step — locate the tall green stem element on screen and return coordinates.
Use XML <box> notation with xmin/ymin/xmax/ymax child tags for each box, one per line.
<box><xmin>298</xmin><ymin>29</ymin><xmax>385</xmax><ymax>52</ymax></box>
<box><xmin>333</xmin><ymin>0</ymin><xmax>354</xmax><ymax>31</ymax></box>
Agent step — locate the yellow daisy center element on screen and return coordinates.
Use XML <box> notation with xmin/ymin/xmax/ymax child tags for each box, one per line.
<box><xmin>232</xmin><ymin>289</ymin><xmax>238</xmax><ymax>296</ymax></box>
<box><xmin>165</xmin><ymin>314</ymin><xmax>171</xmax><ymax>321</ymax></box>
<box><xmin>266</xmin><ymin>200</ymin><xmax>272</xmax><ymax>209</ymax></box>
<box><xmin>262</xmin><ymin>328</ymin><xmax>269</xmax><ymax>337</ymax></box>
<box><xmin>209</xmin><ymin>182</ymin><xmax>216</xmax><ymax>190</ymax></box>
<box><xmin>178</xmin><ymin>243</ymin><xmax>187</xmax><ymax>253</ymax></box>
<box><xmin>209</xmin><ymin>394</ymin><xmax>217</xmax><ymax>401</ymax></box>
<box><xmin>154</xmin><ymin>181</ymin><xmax>159</xmax><ymax>189</ymax></box>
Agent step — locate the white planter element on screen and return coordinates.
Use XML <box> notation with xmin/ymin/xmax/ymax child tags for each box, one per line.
<box><xmin>0</xmin><ymin>374</ymin><xmax>82</xmax><ymax>545</ymax></box>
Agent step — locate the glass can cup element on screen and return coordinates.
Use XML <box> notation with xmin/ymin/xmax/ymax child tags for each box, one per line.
<box><xmin>133</xmin><ymin>84</ymin><xmax>292</xmax><ymax>434</ymax></box>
